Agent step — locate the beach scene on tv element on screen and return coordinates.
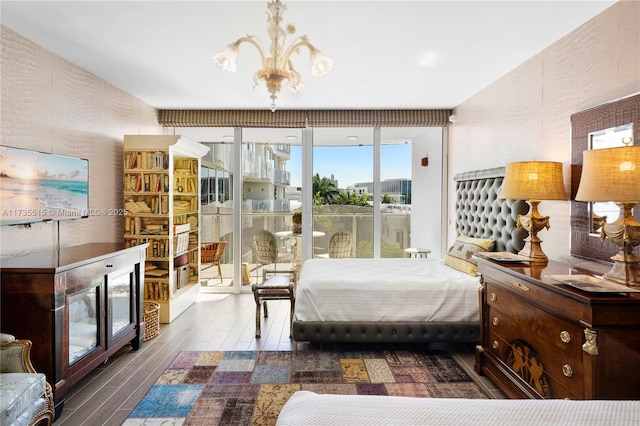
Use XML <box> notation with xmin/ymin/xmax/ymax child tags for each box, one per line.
<box><xmin>0</xmin><ymin>146</ymin><xmax>89</xmax><ymax>224</ymax></box>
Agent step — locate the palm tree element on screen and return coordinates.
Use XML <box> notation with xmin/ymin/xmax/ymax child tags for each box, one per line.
<box><xmin>333</xmin><ymin>191</ymin><xmax>370</xmax><ymax>206</ymax></box>
<box><xmin>312</xmin><ymin>173</ymin><xmax>340</xmax><ymax>205</ymax></box>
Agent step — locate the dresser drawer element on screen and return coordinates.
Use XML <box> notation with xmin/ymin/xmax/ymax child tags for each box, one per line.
<box><xmin>65</xmin><ymin>253</ymin><xmax>135</xmax><ymax>292</ymax></box>
<box><xmin>485</xmin><ymin>281</ymin><xmax>586</xmax><ymax>399</ymax></box>
<box><xmin>486</xmin><ymin>283</ymin><xmax>584</xmax><ymax>360</ymax></box>
<box><xmin>482</xmin><ymin>266</ymin><xmax>590</xmax><ymax>321</ymax></box>
<box><xmin>488</xmin><ymin>328</ymin><xmax>584</xmax><ymax>399</ymax></box>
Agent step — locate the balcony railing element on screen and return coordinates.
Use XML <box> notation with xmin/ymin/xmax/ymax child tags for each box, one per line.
<box><xmin>274</xmin><ymin>169</ymin><xmax>290</xmax><ymax>185</ymax></box>
<box><xmin>201</xmin><ymin>208</ymin><xmax>411</xmax><ymax>263</ymax></box>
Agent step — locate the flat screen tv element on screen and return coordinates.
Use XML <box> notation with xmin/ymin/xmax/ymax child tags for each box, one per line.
<box><xmin>1</xmin><ymin>145</ymin><xmax>89</xmax><ymax>225</ymax></box>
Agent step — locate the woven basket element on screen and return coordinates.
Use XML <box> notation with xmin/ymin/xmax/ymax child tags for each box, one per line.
<box><xmin>143</xmin><ymin>301</ymin><xmax>160</xmax><ymax>341</ymax></box>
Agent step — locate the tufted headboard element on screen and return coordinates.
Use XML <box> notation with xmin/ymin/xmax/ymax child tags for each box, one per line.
<box><xmin>454</xmin><ymin>167</ymin><xmax>528</xmax><ymax>253</ymax></box>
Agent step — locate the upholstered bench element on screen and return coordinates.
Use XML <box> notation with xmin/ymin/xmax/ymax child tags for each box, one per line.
<box><xmin>0</xmin><ymin>334</ymin><xmax>54</xmax><ymax>426</ymax></box>
<box><xmin>252</xmin><ymin>274</ymin><xmax>296</xmax><ymax>338</ymax></box>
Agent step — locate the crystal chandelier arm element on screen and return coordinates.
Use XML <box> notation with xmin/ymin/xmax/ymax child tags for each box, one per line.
<box><xmin>281</xmin><ymin>38</ymin><xmax>316</xmax><ymax>64</ymax></box>
<box><xmin>281</xmin><ymin>39</ymin><xmax>333</xmax><ymax>76</ymax></box>
<box><xmin>233</xmin><ymin>35</ymin><xmax>268</xmax><ymax>62</ymax></box>
<box><xmin>213</xmin><ymin>35</ymin><xmax>268</xmax><ymax>73</ymax></box>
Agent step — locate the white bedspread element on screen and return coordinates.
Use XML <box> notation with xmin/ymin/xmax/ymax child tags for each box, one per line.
<box><xmin>277</xmin><ymin>391</ymin><xmax>640</xmax><ymax>426</ymax></box>
<box><xmin>295</xmin><ymin>258</ymin><xmax>480</xmax><ymax>322</ymax></box>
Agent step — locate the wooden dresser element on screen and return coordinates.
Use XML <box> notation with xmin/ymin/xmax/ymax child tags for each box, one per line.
<box><xmin>0</xmin><ymin>242</ymin><xmax>147</xmax><ymax>417</ymax></box>
<box><xmin>475</xmin><ymin>257</ymin><xmax>640</xmax><ymax>399</ymax></box>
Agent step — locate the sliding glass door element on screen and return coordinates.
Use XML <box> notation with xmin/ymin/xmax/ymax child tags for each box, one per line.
<box><xmin>241</xmin><ymin>128</ymin><xmax>301</xmax><ymax>289</ymax></box>
<box><xmin>380</xmin><ymin>128</ymin><xmax>413</xmax><ymax>257</ymax></box>
<box><xmin>176</xmin><ymin>125</ymin><xmax>438</xmax><ymax>293</ymax></box>
<box><xmin>311</xmin><ymin>128</ymin><xmax>374</xmax><ymax>258</ymax></box>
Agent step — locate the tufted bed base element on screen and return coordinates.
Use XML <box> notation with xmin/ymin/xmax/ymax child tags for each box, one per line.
<box><xmin>292</xmin><ymin>321</ymin><xmax>479</xmax><ymax>343</ymax></box>
<box><xmin>292</xmin><ymin>167</ymin><xmax>527</xmax><ymax>344</ymax></box>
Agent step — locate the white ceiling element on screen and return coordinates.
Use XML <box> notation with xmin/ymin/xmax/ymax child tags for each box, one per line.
<box><xmin>1</xmin><ymin>0</ymin><xmax>617</xmax><ymax>112</ymax></box>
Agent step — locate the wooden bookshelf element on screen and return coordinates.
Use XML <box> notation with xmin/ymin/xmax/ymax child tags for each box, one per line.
<box><xmin>124</xmin><ymin>135</ymin><xmax>209</xmax><ymax>323</ymax></box>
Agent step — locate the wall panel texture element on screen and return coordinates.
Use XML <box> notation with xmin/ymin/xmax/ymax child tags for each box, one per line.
<box><xmin>1</xmin><ymin>26</ymin><xmax>161</xmax><ymax>259</ymax></box>
<box><xmin>447</xmin><ymin>1</ymin><xmax>640</xmax><ymax>261</ymax></box>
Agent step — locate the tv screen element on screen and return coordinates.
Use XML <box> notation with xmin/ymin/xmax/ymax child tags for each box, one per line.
<box><xmin>1</xmin><ymin>145</ymin><xmax>89</xmax><ymax>225</ymax></box>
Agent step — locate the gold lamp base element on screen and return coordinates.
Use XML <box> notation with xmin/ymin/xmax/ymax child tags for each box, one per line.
<box><xmin>517</xmin><ymin>200</ymin><xmax>551</xmax><ymax>264</ymax></box>
<box><xmin>600</xmin><ymin>202</ymin><xmax>640</xmax><ymax>287</ymax></box>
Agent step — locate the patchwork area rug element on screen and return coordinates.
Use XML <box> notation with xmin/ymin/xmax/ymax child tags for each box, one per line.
<box><xmin>124</xmin><ymin>346</ymin><xmax>488</xmax><ymax>426</ymax></box>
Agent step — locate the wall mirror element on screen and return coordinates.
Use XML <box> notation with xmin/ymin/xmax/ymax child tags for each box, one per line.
<box><xmin>570</xmin><ymin>93</ymin><xmax>640</xmax><ymax>263</ymax></box>
<box><xmin>587</xmin><ymin>123</ymin><xmax>634</xmax><ymax>234</ymax></box>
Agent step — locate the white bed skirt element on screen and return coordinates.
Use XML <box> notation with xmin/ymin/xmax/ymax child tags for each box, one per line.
<box><xmin>277</xmin><ymin>391</ymin><xmax>640</xmax><ymax>426</ymax></box>
<box><xmin>295</xmin><ymin>258</ymin><xmax>480</xmax><ymax>322</ymax></box>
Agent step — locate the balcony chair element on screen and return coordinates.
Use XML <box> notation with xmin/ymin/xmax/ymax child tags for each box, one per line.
<box><xmin>0</xmin><ymin>333</ymin><xmax>54</xmax><ymax>426</ymax></box>
<box><xmin>200</xmin><ymin>241</ymin><xmax>227</xmax><ymax>283</ymax></box>
<box><xmin>318</xmin><ymin>231</ymin><xmax>353</xmax><ymax>259</ymax></box>
<box><xmin>253</xmin><ymin>230</ymin><xmax>295</xmax><ymax>284</ymax></box>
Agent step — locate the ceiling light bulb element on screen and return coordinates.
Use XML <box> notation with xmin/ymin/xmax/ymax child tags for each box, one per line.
<box><xmin>213</xmin><ymin>45</ymin><xmax>239</xmax><ymax>73</ymax></box>
<box><xmin>311</xmin><ymin>52</ymin><xmax>333</xmax><ymax>77</ymax></box>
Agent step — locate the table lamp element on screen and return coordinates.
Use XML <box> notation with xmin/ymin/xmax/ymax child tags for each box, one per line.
<box><xmin>575</xmin><ymin>142</ymin><xmax>640</xmax><ymax>286</ymax></box>
<box><xmin>500</xmin><ymin>161</ymin><xmax>567</xmax><ymax>264</ymax></box>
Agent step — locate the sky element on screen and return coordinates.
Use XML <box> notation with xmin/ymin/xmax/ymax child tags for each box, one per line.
<box><xmin>0</xmin><ymin>146</ymin><xmax>88</xmax><ymax>181</ymax></box>
<box><xmin>288</xmin><ymin>143</ymin><xmax>412</xmax><ymax>188</ymax></box>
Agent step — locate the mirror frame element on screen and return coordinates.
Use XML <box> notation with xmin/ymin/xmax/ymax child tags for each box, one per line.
<box><xmin>570</xmin><ymin>93</ymin><xmax>640</xmax><ymax>262</ymax></box>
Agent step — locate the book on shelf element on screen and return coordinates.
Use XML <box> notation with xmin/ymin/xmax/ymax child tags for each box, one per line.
<box><xmin>126</xmin><ymin>151</ymin><xmax>167</xmax><ymax>170</ymax></box>
<box><xmin>174</xmin><ymin>223</ymin><xmax>191</xmax><ymax>234</ymax></box>
<box><xmin>146</xmin><ymin>269</ymin><xmax>169</xmax><ymax>277</ymax></box>
<box><xmin>125</xmin><ymin>199</ymin><xmax>142</xmax><ymax>214</ymax></box>
<box><xmin>174</xmin><ymin>233</ymin><xmax>190</xmax><ymax>254</ymax></box>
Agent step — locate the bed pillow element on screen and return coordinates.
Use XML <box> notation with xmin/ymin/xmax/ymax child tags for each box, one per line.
<box><xmin>444</xmin><ymin>235</ymin><xmax>495</xmax><ymax>276</ymax></box>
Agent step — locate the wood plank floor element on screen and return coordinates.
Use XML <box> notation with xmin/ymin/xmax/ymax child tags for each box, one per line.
<box><xmin>55</xmin><ymin>287</ymin><xmax>503</xmax><ymax>425</ymax></box>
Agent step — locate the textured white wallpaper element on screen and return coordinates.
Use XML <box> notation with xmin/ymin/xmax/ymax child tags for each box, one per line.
<box><xmin>1</xmin><ymin>26</ymin><xmax>162</xmax><ymax>259</ymax></box>
<box><xmin>447</xmin><ymin>1</ymin><xmax>640</xmax><ymax>261</ymax></box>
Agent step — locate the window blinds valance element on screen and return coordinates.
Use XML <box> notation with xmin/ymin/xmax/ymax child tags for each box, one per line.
<box><xmin>158</xmin><ymin>109</ymin><xmax>452</xmax><ymax>128</ymax></box>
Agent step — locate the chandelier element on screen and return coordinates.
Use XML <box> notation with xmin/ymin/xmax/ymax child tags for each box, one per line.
<box><xmin>213</xmin><ymin>0</ymin><xmax>333</xmax><ymax>112</ymax></box>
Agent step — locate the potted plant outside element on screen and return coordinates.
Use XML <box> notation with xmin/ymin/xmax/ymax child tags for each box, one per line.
<box><xmin>292</xmin><ymin>210</ymin><xmax>302</xmax><ymax>234</ymax></box>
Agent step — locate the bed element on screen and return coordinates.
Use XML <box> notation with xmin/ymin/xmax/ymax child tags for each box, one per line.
<box><xmin>291</xmin><ymin>167</ymin><xmax>528</xmax><ymax>343</ymax></box>
<box><xmin>276</xmin><ymin>391</ymin><xmax>640</xmax><ymax>426</ymax></box>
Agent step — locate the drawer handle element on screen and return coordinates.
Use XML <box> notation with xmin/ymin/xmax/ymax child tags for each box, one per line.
<box><xmin>560</xmin><ymin>331</ymin><xmax>571</xmax><ymax>344</ymax></box>
<box><xmin>492</xmin><ymin>340</ymin><xmax>499</xmax><ymax>350</ymax></box>
<box><xmin>508</xmin><ymin>280</ymin><xmax>529</xmax><ymax>291</ymax></box>
<box><xmin>492</xmin><ymin>317</ymin><xmax>499</xmax><ymax>326</ymax></box>
<box><xmin>106</xmin><ymin>264</ymin><xmax>113</xmax><ymax>268</ymax></box>
<box><xmin>562</xmin><ymin>364</ymin><xmax>573</xmax><ymax>377</ymax></box>
<box><xmin>490</xmin><ymin>292</ymin><xmax>497</xmax><ymax>302</ymax></box>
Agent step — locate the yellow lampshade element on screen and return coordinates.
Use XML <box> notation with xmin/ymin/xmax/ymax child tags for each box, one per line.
<box><xmin>575</xmin><ymin>145</ymin><xmax>640</xmax><ymax>202</ymax></box>
<box><xmin>500</xmin><ymin>161</ymin><xmax>567</xmax><ymax>201</ymax></box>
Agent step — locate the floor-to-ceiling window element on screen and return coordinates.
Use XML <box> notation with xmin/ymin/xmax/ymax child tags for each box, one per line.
<box><xmin>241</xmin><ymin>128</ymin><xmax>301</xmax><ymax>289</ymax></box>
<box><xmin>311</xmin><ymin>128</ymin><xmax>374</xmax><ymax>258</ymax></box>
<box><xmin>176</xmin><ymin>128</ymin><xmax>236</xmax><ymax>292</ymax></box>
<box><xmin>174</xmin><ymin>125</ymin><xmax>439</xmax><ymax>293</ymax></box>
<box><xmin>380</xmin><ymin>128</ymin><xmax>414</xmax><ymax>257</ymax></box>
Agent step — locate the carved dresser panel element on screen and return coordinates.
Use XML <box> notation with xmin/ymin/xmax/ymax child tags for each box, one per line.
<box><xmin>475</xmin><ymin>257</ymin><xmax>640</xmax><ymax>399</ymax></box>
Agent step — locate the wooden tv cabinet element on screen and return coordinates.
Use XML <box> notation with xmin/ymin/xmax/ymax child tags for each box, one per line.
<box><xmin>475</xmin><ymin>257</ymin><xmax>640</xmax><ymax>399</ymax></box>
<box><xmin>0</xmin><ymin>242</ymin><xmax>147</xmax><ymax>417</ymax></box>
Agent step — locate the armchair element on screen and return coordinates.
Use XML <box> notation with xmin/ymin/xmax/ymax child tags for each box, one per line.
<box><xmin>0</xmin><ymin>333</ymin><xmax>54</xmax><ymax>426</ymax></box>
<box><xmin>201</xmin><ymin>241</ymin><xmax>228</xmax><ymax>283</ymax></box>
